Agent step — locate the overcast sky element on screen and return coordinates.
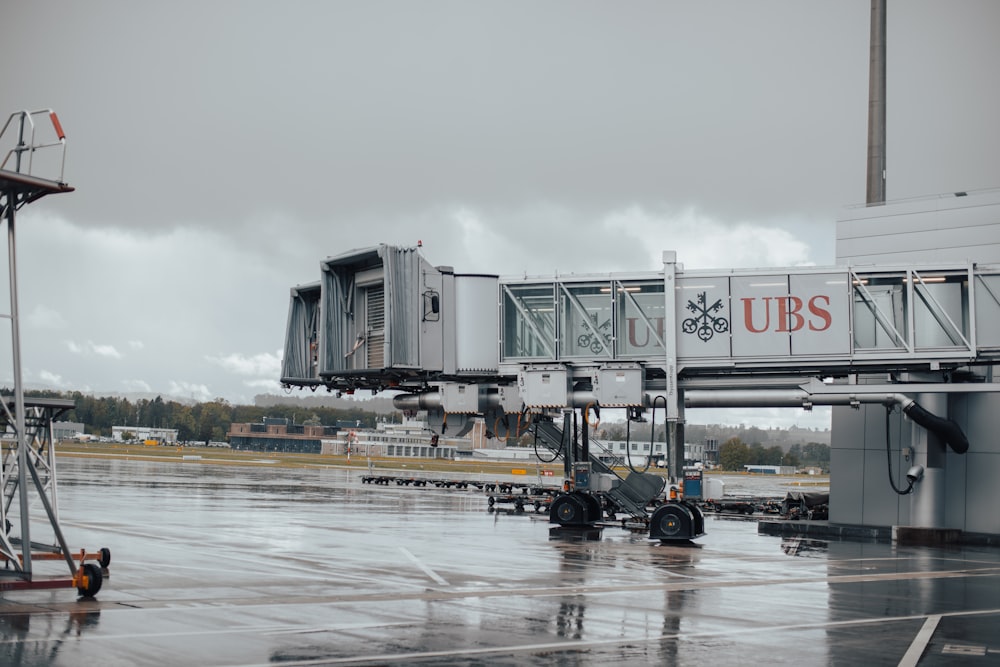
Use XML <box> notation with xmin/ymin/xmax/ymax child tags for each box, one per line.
<box><xmin>2</xmin><ymin>1</ymin><xmax>998</xmax><ymax>429</ymax></box>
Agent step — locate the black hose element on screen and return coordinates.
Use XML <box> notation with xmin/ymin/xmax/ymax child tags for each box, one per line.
<box><xmin>902</xmin><ymin>401</ymin><xmax>970</xmax><ymax>454</ymax></box>
<box><xmin>532</xmin><ymin>421</ymin><xmax>561</xmax><ymax>464</ymax></box>
<box><xmin>885</xmin><ymin>405</ymin><xmax>916</xmax><ymax>496</ymax></box>
<box><xmin>626</xmin><ymin>398</ymin><xmax>661</xmax><ymax>474</ymax></box>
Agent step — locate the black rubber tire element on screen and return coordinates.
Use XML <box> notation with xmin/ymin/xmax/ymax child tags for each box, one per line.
<box><xmin>581</xmin><ymin>493</ymin><xmax>603</xmax><ymax>524</ymax></box>
<box><xmin>77</xmin><ymin>562</ymin><xmax>103</xmax><ymax>598</ymax></box>
<box><xmin>650</xmin><ymin>504</ymin><xmax>692</xmax><ymax>540</ymax></box>
<box><xmin>550</xmin><ymin>494</ymin><xmax>585</xmax><ymax>526</ymax></box>
<box><xmin>99</xmin><ymin>547</ymin><xmax>112</xmax><ymax>568</ymax></box>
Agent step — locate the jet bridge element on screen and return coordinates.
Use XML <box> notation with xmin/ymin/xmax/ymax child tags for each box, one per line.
<box><xmin>281</xmin><ymin>245</ymin><xmax>1000</xmax><ymax>541</ymax></box>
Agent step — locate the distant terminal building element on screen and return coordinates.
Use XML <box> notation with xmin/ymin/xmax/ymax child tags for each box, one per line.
<box><xmin>228</xmin><ymin>417</ymin><xmax>338</xmax><ymax>454</ymax></box>
<box><xmin>112</xmin><ymin>426</ymin><xmax>179</xmax><ymax>444</ymax></box>
<box><xmin>744</xmin><ymin>465</ymin><xmax>797</xmax><ymax>475</ymax></box>
<box><xmin>703</xmin><ymin>438</ymin><xmax>720</xmax><ymax>466</ymax></box>
<box><xmin>341</xmin><ymin>417</ymin><xmax>472</xmax><ymax>459</ymax></box>
<box><xmin>53</xmin><ymin>421</ymin><xmax>85</xmax><ymax>441</ymax></box>
<box><xmin>227</xmin><ymin>416</ymin><xmax>479</xmax><ymax>459</ymax></box>
<box><xmin>593</xmin><ymin>439</ymin><xmax>670</xmax><ymax>467</ymax></box>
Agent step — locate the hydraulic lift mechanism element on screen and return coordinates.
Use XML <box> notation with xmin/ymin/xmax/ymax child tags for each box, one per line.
<box><xmin>281</xmin><ymin>244</ymin><xmax>1000</xmax><ymax>542</ymax></box>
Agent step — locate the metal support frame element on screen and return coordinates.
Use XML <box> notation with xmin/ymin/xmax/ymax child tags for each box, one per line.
<box><xmin>0</xmin><ymin>109</ymin><xmax>107</xmax><ymax>595</ymax></box>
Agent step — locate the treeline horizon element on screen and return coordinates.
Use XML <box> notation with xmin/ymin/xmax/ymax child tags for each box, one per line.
<box><xmin>17</xmin><ymin>389</ymin><xmax>387</xmax><ymax>444</ymax></box>
<box><xmin>14</xmin><ymin>389</ymin><xmax>831</xmax><ymax>450</ymax></box>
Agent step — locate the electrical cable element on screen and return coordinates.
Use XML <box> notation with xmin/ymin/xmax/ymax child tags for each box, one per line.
<box><xmin>885</xmin><ymin>405</ymin><xmax>916</xmax><ymax>495</ymax></box>
<box><xmin>625</xmin><ymin>399</ymin><xmax>656</xmax><ymax>474</ymax></box>
<box><xmin>532</xmin><ymin>420</ymin><xmax>561</xmax><ymax>464</ymax></box>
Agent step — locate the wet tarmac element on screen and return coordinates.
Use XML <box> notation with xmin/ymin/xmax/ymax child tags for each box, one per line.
<box><xmin>1</xmin><ymin>457</ymin><xmax>998</xmax><ymax>666</ymax></box>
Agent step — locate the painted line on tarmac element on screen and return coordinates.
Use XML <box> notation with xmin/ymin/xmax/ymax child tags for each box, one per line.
<box><xmin>898</xmin><ymin>614</ymin><xmax>940</xmax><ymax>667</ymax></box>
<box><xmin>226</xmin><ymin>606</ymin><xmax>1000</xmax><ymax>667</ymax></box>
<box><xmin>400</xmin><ymin>547</ymin><xmax>450</xmax><ymax>586</ymax></box>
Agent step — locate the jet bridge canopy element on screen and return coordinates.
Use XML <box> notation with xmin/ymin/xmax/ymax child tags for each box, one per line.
<box><xmin>282</xmin><ymin>248</ymin><xmax>1000</xmax><ymax>395</ymax></box>
<box><xmin>500</xmin><ymin>263</ymin><xmax>999</xmax><ymax>378</ymax></box>
<box><xmin>282</xmin><ymin>245</ymin><xmax>499</xmax><ymax>391</ymax></box>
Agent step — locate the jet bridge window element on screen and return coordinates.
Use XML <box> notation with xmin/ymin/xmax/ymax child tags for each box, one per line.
<box><xmin>975</xmin><ymin>273</ymin><xmax>1000</xmax><ymax>347</ymax></box>
<box><xmin>615</xmin><ymin>282</ymin><xmax>665</xmax><ymax>357</ymax></box>
<box><xmin>853</xmin><ymin>274</ymin><xmax>909</xmax><ymax>350</ymax></box>
<box><xmin>559</xmin><ymin>283</ymin><xmax>613</xmax><ymax>357</ymax></box>
<box><xmin>502</xmin><ymin>284</ymin><xmax>556</xmax><ymax>359</ymax></box>
<box><xmin>853</xmin><ymin>271</ymin><xmax>971</xmax><ymax>352</ymax></box>
<box><xmin>912</xmin><ymin>274</ymin><xmax>969</xmax><ymax>349</ymax></box>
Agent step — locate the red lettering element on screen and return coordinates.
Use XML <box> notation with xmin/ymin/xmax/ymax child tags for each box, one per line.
<box><xmin>627</xmin><ymin>318</ymin><xmax>649</xmax><ymax>347</ymax></box>
<box><xmin>742</xmin><ymin>294</ymin><xmax>833</xmax><ymax>334</ymax></box>
<box><xmin>777</xmin><ymin>296</ymin><xmax>804</xmax><ymax>332</ymax></box>
<box><xmin>626</xmin><ymin>317</ymin><xmax>666</xmax><ymax>348</ymax></box>
<box><xmin>808</xmin><ymin>295</ymin><xmax>832</xmax><ymax>331</ymax></box>
<box><xmin>742</xmin><ymin>297</ymin><xmax>771</xmax><ymax>333</ymax></box>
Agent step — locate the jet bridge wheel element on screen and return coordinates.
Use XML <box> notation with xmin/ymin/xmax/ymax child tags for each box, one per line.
<box><xmin>581</xmin><ymin>493</ymin><xmax>602</xmax><ymax>524</ymax></box>
<box><xmin>549</xmin><ymin>493</ymin><xmax>587</xmax><ymax>526</ymax></box>
<box><xmin>649</xmin><ymin>501</ymin><xmax>705</xmax><ymax>542</ymax></box>
<box><xmin>550</xmin><ymin>492</ymin><xmax>602</xmax><ymax>527</ymax></box>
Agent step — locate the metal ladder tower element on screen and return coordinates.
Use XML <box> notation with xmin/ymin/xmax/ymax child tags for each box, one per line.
<box><xmin>0</xmin><ymin>109</ymin><xmax>106</xmax><ymax>595</ymax></box>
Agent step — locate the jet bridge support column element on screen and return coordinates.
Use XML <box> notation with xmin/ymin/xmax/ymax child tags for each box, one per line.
<box><xmin>662</xmin><ymin>251</ymin><xmax>681</xmax><ymax>483</ymax></box>
<box><xmin>910</xmin><ymin>392</ymin><xmax>947</xmax><ymax>528</ymax></box>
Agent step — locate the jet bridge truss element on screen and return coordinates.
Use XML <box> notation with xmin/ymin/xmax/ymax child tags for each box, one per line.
<box><xmin>281</xmin><ymin>245</ymin><xmax>1000</xmax><ymax>541</ymax></box>
<box><xmin>0</xmin><ymin>110</ymin><xmax>109</xmax><ymax>595</ymax></box>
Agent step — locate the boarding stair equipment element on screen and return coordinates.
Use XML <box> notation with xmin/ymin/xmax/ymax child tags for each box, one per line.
<box><xmin>0</xmin><ymin>109</ymin><xmax>109</xmax><ymax>596</ymax></box>
<box><xmin>280</xmin><ymin>243</ymin><xmax>1000</xmax><ymax>542</ymax></box>
<box><xmin>531</xmin><ymin>418</ymin><xmax>664</xmax><ymax>518</ymax></box>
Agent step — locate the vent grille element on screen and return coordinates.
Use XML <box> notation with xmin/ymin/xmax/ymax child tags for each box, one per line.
<box><xmin>366</xmin><ymin>286</ymin><xmax>385</xmax><ymax>368</ymax></box>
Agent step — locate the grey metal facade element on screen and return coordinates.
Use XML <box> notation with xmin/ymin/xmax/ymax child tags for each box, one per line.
<box><xmin>833</xmin><ymin>189</ymin><xmax>1000</xmax><ymax>535</ymax></box>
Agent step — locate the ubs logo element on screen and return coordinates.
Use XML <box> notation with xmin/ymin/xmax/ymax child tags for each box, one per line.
<box><xmin>679</xmin><ymin>292</ymin><xmax>834</xmax><ymax>343</ymax></box>
<box><xmin>683</xmin><ymin>292</ymin><xmax>730</xmax><ymax>341</ymax></box>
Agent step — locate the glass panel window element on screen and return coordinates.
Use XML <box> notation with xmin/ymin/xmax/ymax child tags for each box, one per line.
<box><xmin>617</xmin><ymin>282</ymin><xmax>666</xmax><ymax>357</ymax></box>
<box><xmin>502</xmin><ymin>284</ymin><xmax>556</xmax><ymax>359</ymax></box>
<box><xmin>559</xmin><ymin>283</ymin><xmax>613</xmax><ymax>357</ymax></box>
<box><xmin>975</xmin><ymin>274</ymin><xmax>1000</xmax><ymax>347</ymax></box>
<box><xmin>912</xmin><ymin>275</ymin><xmax>968</xmax><ymax>349</ymax></box>
<box><xmin>853</xmin><ymin>274</ymin><xmax>908</xmax><ymax>350</ymax></box>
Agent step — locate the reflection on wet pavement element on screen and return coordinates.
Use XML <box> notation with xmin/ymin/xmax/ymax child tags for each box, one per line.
<box><xmin>0</xmin><ymin>458</ymin><xmax>997</xmax><ymax>665</ymax></box>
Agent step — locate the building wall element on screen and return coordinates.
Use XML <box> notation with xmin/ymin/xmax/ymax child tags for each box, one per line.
<box><xmin>833</xmin><ymin>190</ymin><xmax>1000</xmax><ymax>534</ymax></box>
<box><xmin>836</xmin><ymin>189</ymin><xmax>1000</xmax><ymax>266</ymax></box>
<box><xmin>53</xmin><ymin>421</ymin><xmax>85</xmax><ymax>440</ymax></box>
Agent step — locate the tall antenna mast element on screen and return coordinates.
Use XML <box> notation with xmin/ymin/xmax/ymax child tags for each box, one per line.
<box><xmin>866</xmin><ymin>0</ymin><xmax>887</xmax><ymax>204</ymax></box>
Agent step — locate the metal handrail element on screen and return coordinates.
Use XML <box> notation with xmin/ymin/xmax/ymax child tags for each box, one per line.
<box><xmin>0</xmin><ymin>109</ymin><xmax>68</xmax><ymax>184</ymax></box>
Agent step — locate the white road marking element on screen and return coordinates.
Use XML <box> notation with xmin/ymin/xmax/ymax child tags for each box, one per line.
<box><xmin>399</xmin><ymin>546</ymin><xmax>449</xmax><ymax>586</ymax></box>
<box><xmin>897</xmin><ymin>614</ymin><xmax>940</xmax><ymax>667</ymax></box>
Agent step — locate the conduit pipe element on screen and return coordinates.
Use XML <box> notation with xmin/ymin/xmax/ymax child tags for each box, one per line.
<box><xmin>393</xmin><ymin>387</ymin><xmax>970</xmax><ymax>454</ymax></box>
<box><xmin>679</xmin><ymin>390</ymin><xmax>969</xmax><ymax>455</ymax></box>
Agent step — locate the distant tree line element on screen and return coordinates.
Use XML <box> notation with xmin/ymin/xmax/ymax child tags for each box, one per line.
<box><xmin>15</xmin><ymin>390</ymin><xmax>394</xmax><ymax>444</ymax></box>
<box><xmin>595</xmin><ymin>421</ymin><xmax>827</xmax><ymax>447</ymax></box>
<box><xmin>718</xmin><ymin>437</ymin><xmax>830</xmax><ymax>472</ymax></box>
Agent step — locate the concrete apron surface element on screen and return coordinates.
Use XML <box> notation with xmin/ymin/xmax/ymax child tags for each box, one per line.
<box><xmin>1</xmin><ymin>458</ymin><xmax>998</xmax><ymax>666</ymax></box>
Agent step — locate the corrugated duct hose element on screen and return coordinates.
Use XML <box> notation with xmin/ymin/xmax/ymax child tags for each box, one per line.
<box><xmin>901</xmin><ymin>400</ymin><xmax>970</xmax><ymax>454</ymax></box>
<box><xmin>885</xmin><ymin>399</ymin><xmax>970</xmax><ymax>496</ymax></box>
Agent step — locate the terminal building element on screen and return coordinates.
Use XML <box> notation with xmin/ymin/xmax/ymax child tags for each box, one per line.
<box><xmin>831</xmin><ymin>188</ymin><xmax>1000</xmax><ymax>538</ymax></box>
<box><xmin>228</xmin><ymin>417</ymin><xmax>338</xmax><ymax>454</ymax></box>
<box><xmin>111</xmin><ymin>425</ymin><xmax>179</xmax><ymax>444</ymax></box>
<box><xmin>227</xmin><ymin>416</ymin><xmax>475</xmax><ymax>458</ymax></box>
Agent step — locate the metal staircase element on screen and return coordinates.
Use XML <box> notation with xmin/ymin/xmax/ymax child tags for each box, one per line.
<box><xmin>532</xmin><ymin>418</ymin><xmax>665</xmax><ymax>518</ymax></box>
